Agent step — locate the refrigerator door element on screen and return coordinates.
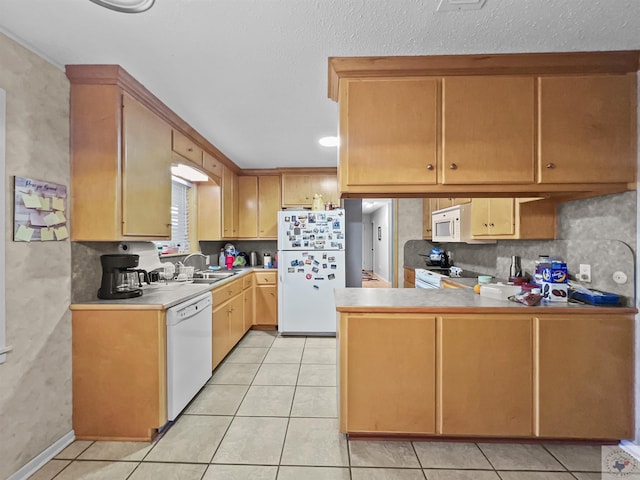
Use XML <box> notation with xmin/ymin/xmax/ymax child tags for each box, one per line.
<box><xmin>278</xmin><ymin>209</ymin><xmax>345</xmax><ymax>251</ymax></box>
<box><xmin>278</xmin><ymin>249</ymin><xmax>345</xmax><ymax>334</ymax></box>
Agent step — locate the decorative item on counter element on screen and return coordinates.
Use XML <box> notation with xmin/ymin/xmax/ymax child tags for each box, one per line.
<box><xmin>311</xmin><ymin>193</ymin><xmax>325</xmax><ymax>211</ymax></box>
<box><xmin>263</xmin><ymin>253</ymin><xmax>272</xmax><ymax>268</ymax></box>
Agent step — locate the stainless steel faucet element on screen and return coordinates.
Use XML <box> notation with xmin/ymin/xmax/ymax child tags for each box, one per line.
<box><xmin>182</xmin><ymin>252</ymin><xmax>207</xmax><ymax>271</ymax></box>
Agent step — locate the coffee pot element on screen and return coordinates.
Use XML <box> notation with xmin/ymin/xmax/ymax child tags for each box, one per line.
<box><xmin>97</xmin><ymin>254</ymin><xmax>146</xmax><ymax>299</ymax></box>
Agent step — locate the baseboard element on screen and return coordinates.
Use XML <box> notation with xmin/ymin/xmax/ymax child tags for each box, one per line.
<box><xmin>8</xmin><ymin>430</ymin><xmax>75</xmax><ymax>480</ymax></box>
<box><xmin>620</xmin><ymin>440</ymin><xmax>640</xmax><ymax>461</ymax></box>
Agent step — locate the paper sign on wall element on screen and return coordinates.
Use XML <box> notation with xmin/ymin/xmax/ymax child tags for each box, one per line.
<box><xmin>14</xmin><ymin>176</ymin><xmax>68</xmax><ymax>242</ymax></box>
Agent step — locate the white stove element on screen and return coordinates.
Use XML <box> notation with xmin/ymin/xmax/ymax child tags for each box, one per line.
<box><xmin>415</xmin><ymin>268</ymin><xmax>447</xmax><ymax>289</ymax></box>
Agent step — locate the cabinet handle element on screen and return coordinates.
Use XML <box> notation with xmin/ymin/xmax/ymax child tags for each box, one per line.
<box><xmin>546</xmin><ymin>163</ymin><xmax>556</xmax><ymax>169</ymax></box>
<box><xmin>449</xmin><ymin>163</ymin><xmax>457</xmax><ymax>170</ymax></box>
<box><xmin>426</xmin><ymin>164</ymin><xmax>434</xmax><ymax>170</ymax></box>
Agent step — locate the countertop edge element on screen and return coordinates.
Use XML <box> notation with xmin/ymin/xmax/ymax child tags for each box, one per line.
<box><xmin>336</xmin><ymin>305</ymin><xmax>637</xmax><ymax>314</ymax></box>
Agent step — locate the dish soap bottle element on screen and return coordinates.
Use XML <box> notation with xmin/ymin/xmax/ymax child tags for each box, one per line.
<box><xmin>219</xmin><ymin>248</ymin><xmax>225</xmax><ymax>268</ymax></box>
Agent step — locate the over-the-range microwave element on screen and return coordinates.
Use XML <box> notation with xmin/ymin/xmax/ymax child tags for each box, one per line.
<box><xmin>431</xmin><ymin>203</ymin><xmax>494</xmax><ymax>244</ymax></box>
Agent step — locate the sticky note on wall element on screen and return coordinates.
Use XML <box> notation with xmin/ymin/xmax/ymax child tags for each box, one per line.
<box><xmin>41</xmin><ymin>228</ymin><xmax>54</xmax><ymax>241</ymax></box>
<box><xmin>54</xmin><ymin>226</ymin><xmax>69</xmax><ymax>240</ymax></box>
<box><xmin>51</xmin><ymin>197</ymin><xmax>65</xmax><ymax>211</ymax></box>
<box><xmin>21</xmin><ymin>193</ymin><xmax>42</xmax><ymax>209</ymax></box>
<box><xmin>15</xmin><ymin>225</ymin><xmax>35</xmax><ymax>242</ymax></box>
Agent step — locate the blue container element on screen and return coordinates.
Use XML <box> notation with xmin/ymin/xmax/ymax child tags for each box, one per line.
<box><xmin>569</xmin><ymin>289</ymin><xmax>620</xmax><ymax>306</ymax></box>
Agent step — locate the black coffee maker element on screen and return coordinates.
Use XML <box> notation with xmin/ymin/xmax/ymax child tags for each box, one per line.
<box><xmin>97</xmin><ymin>254</ymin><xmax>145</xmax><ymax>299</ymax></box>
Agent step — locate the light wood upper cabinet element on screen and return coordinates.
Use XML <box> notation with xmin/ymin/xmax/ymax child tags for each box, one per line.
<box><xmin>471</xmin><ymin>198</ymin><xmax>515</xmax><ymax>237</ymax></box>
<box><xmin>281</xmin><ymin>173</ymin><xmax>338</xmax><ymax>208</ymax></box>
<box><xmin>121</xmin><ymin>94</ymin><xmax>173</xmax><ymax>237</ymax></box>
<box><xmin>171</xmin><ymin>129</ymin><xmax>202</xmax><ymax>165</ymax></box>
<box><xmin>538</xmin><ymin>74</ymin><xmax>636</xmax><ymax>184</ymax></box>
<box><xmin>222</xmin><ymin>165</ymin><xmax>238</xmax><ymax>239</ymax></box>
<box><xmin>439</xmin><ymin>315</ymin><xmax>533</xmax><ymax>436</ymax></box>
<box><xmin>422</xmin><ymin>199</ymin><xmax>437</xmax><ymax>239</ymax></box>
<box><xmin>202</xmin><ymin>151</ymin><xmax>223</xmax><ymax>180</ymax></box>
<box><xmin>339</xmin><ymin>78</ymin><xmax>438</xmax><ymax>189</ymax></box>
<box><xmin>238</xmin><ymin>176</ymin><xmax>258</xmax><ymax>238</ymax></box>
<box><xmin>197</xmin><ymin>179</ymin><xmax>221</xmax><ymax>241</ymax></box>
<box><xmin>536</xmin><ymin>314</ymin><xmax>633</xmax><ymax>439</ymax></box>
<box><xmin>258</xmin><ymin>176</ymin><xmax>281</xmax><ymax>238</ymax></box>
<box><xmin>69</xmin><ymin>85</ymin><xmax>172</xmax><ymax>240</ymax></box>
<box><xmin>442</xmin><ymin>76</ymin><xmax>535</xmax><ymax>185</ymax></box>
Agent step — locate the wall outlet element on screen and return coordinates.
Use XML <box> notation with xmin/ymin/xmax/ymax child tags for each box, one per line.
<box><xmin>578</xmin><ymin>264</ymin><xmax>591</xmax><ymax>283</ymax></box>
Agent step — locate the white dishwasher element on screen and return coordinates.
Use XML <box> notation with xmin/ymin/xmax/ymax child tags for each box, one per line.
<box><xmin>166</xmin><ymin>291</ymin><xmax>212</xmax><ymax>420</ymax></box>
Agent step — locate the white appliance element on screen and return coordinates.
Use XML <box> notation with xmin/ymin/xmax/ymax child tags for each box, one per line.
<box><xmin>415</xmin><ymin>268</ymin><xmax>446</xmax><ymax>289</ymax></box>
<box><xmin>432</xmin><ymin>203</ymin><xmax>494</xmax><ymax>244</ymax></box>
<box><xmin>278</xmin><ymin>209</ymin><xmax>346</xmax><ymax>334</ymax></box>
<box><xmin>166</xmin><ymin>292</ymin><xmax>212</xmax><ymax>420</ymax></box>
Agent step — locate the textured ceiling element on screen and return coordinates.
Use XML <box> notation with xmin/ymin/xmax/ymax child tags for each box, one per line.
<box><xmin>1</xmin><ymin>0</ymin><xmax>639</xmax><ymax>169</ymax></box>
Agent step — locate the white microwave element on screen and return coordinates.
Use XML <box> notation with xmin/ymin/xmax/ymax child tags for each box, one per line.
<box><xmin>432</xmin><ymin>203</ymin><xmax>494</xmax><ymax>244</ymax></box>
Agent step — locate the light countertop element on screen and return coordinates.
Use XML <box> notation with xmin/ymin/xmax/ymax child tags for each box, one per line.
<box><xmin>70</xmin><ymin>267</ymin><xmax>276</xmax><ymax>310</ymax></box>
<box><xmin>334</xmin><ymin>288</ymin><xmax>636</xmax><ymax>314</ymax></box>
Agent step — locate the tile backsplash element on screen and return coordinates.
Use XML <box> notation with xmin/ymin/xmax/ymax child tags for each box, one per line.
<box><xmin>405</xmin><ymin>191</ymin><xmax>637</xmax><ymax>305</ymax></box>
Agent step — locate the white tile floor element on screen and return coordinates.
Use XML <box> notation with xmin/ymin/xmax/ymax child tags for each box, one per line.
<box><xmin>36</xmin><ymin>330</ymin><xmax>621</xmax><ymax>479</ymax></box>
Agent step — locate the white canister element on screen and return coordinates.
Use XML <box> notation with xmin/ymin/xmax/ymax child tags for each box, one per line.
<box><xmin>263</xmin><ymin>253</ymin><xmax>271</xmax><ymax>268</ymax></box>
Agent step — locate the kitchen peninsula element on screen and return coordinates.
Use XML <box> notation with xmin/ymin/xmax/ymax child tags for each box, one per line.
<box><xmin>334</xmin><ymin>288</ymin><xmax>635</xmax><ymax>441</ymax></box>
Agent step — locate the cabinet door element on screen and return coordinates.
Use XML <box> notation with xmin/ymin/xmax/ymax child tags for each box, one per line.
<box><xmin>202</xmin><ymin>151</ymin><xmax>223</xmax><ymax>179</ymax></box>
<box><xmin>422</xmin><ymin>199</ymin><xmax>437</xmax><ymax>239</ymax></box>
<box><xmin>171</xmin><ymin>130</ymin><xmax>202</xmax><ymax>164</ymax></box>
<box><xmin>228</xmin><ymin>294</ymin><xmax>245</xmax><ymax>347</ymax></box>
<box><xmin>221</xmin><ymin>166</ymin><xmax>235</xmax><ymax>238</ymax></box>
<box><xmin>197</xmin><ymin>180</ymin><xmax>221</xmax><ymax>241</ymax></box>
<box><xmin>212</xmin><ymin>302</ymin><xmax>230</xmax><ymax>370</ymax></box>
<box><xmin>341</xmin><ymin>314</ymin><xmax>436</xmax><ymax>434</ymax></box>
<box><xmin>255</xmin><ymin>285</ymin><xmax>277</xmax><ymax>325</ymax></box>
<box><xmin>258</xmin><ymin>175</ymin><xmax>280</xmax><ymax>238</ymax></box>
<box><xmin>403</xmin><ymin>267</ymin><xmax>415</xmax><ymax>289</ymax></box>
<box><xmin>487</xmin><ymin>198</ymin><xmax>514</xmax><ymax>235</ymax></box>
<box><xmin>238</xmin><ymin>176</ymin><xmax>258</xmax><ymax>238</ymax></box>
<box><xmin>243</xmin><ymin>286</ymin><xmax>254</xmax><ymax>333</ymax></box>
<box><xmin>313</xmin><ymin>174</ymin><xmax>340</xmax><ymax>206</ymax></box>
<box><xmin>436</xmin><ymin>198</ymin><xmax>454</xmax><ymax>210</ymax></box>
<box><xmin>340</xmin><ymin>78</ymin><xmax>438</xmax><ymax>187</ymax></box>
<box><xmin>452</xmin><ymin>198</ymin><xmax>471</xmax><ymax>206</ymax></box>
<box><xmin>537</xmin><ymin>315</ymin><xmax>633</xmax><ymax>439</ymax></box>
<box><xmin>439</xmin><ymin>315</ymin><xmax>532</xmax><ymax>436</ymax></box>
<box><xmin>538</xmin><ymin>74</ymin><xmax>635</xmax><ymax>184</ymax></box>
<box><xmin>121</xmin><ymin>93</ymin><xmax>172</xmax><ymax>237</ymax></box>
<box><xmin>282</xmin><ymin>174</ymin><xmax>312</xmax><ymax>206</ymax></box>
<box><xmin>470</xmin><ymin>198</ymin><xmax>490</xmax><ymax>236</ymax></box>
<box><xmin>442</xmin><ymin>76</ymin><xmax>535</xmax><ymax>185</ymax></box>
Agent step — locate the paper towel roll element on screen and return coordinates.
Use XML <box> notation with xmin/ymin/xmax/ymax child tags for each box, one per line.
<box><xmin>118</xmin><ymin>242</ymin><xmax>164</xmax><ymax>272</ymax></box>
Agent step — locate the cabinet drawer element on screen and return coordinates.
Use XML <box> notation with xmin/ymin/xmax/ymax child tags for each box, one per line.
<box><xmin>172</xmin><ymin>130</ymin><xmax>202</xmax><ymax>164</ymax></box>
<box><xmin>202</xmin><ymin>151</ymin><xmax>223</xmax><ymax>178</ymax></box>
<box><xmin>243</xmin><ymin>274</ymin><xmax>254</xmax><ymax>290</ymax></box>
<box><xmin>255</xmin><ymin>271</ymin><xmax>276</xmax><ymax>285</ymax></box>
<box><xmin>212</xmin><ymin>279</ymin><xmax>243</xmax><ymax>307</ymax></box>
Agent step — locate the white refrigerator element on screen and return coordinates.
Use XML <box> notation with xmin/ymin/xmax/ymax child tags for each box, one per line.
<box><xmin>278</xmin><ymin>209</ymin><xmax>346</xmax><ymax>335</ymax></box>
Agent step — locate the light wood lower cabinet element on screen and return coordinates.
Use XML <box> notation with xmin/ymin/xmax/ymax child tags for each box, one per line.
<box><xmin>211</xmin><ymin>277</ymin><xmax>249</xmax><ymax>369</ymax></box>
<box><xmin>536</xmin><ymin>314</ymin><xmax>633</xmax><ymax>439</ymax></box>
<box><xmin>243</xmin><ymin>275</ymin><xmax>255</xmax><ymax>331</ymax></box>
<box><xmin>439</xmin><ymin>315</ymin><xmax>533</xmax><ymax>436</ymax></box>
<box><xmin>403</xmin><ymin>267</ymin><xmax>415</xmax><ymax>288</ymax></box>
<box><xmin>338</xmin><ymin>311</ymin><xmax>633</xmax><ymax>439</ymax></box>
<box><xmin>72</xmin><ymin>309</ymin><xmax>167</xmax><ymax>441</ymax></box>
<box><xmin>254</xmin><ymin>271</ymin><xmax>277</xmax><ymax>326</ymax></box>
<box><xmin>339</xmin><ymin>314</ymin><xmax>436</xmax><ymax>434</ymax></box>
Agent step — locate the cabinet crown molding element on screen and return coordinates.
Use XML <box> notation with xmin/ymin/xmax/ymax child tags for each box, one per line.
<box><xmin>328</xmin><ymin>51</ymin><xmax>640</xmax><ymax>101</ymax></box>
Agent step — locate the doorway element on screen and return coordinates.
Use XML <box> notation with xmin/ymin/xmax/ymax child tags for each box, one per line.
<box><xmin>361</xmin><ymin>199</ymin><xmax>393</xmax><ymax>287</ymax></box>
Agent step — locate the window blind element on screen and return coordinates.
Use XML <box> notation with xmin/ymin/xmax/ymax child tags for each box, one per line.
<box><xmin>155</xmin><ymin>176</ymin><xmax>192</xmax><ymax>254</ymax></box>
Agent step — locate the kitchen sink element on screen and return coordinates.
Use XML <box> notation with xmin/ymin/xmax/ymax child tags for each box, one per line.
<box><xmin>192</xmin><ymin>271</ymin><xmax>238</xmax><ymax>283</ymax></box>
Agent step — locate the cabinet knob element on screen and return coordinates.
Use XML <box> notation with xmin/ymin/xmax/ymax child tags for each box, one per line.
<box><xmin>449</xmin><ymin>163</ymin><xmax>457</xmax><ymax>170</ymax></box>
<box><xmin>426</xmin><ymin>164</ymin><xmax>434</xmax><ymax>170</ymax></box>
<box><xmin>489</xmin><ymin>223</ymin><xmax>495</xmax><ymax>227</ymax></box>
<box><xmin>483</xmin><ymin>223</ymin><xmax>488</xmax><ymax>227</ymax></box>
<box><xmin>187</xmin><ymin>147</ymin><xmax>193</xmax><ymax>152</ymax></box>
<box><xmin>546</xmin><ymin>163</ymin><xmax>556</xmax><ymax>169</ymax></box>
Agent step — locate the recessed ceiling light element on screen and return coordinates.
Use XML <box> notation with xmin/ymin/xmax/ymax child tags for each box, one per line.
<box><xmin>318</xmin><ymin>136</ymin><xmax>339</xmax><ymax>147</ymax></box>
<box><xmin>171</xmin><ymin>164</ymin><xmax>209</xmax><ymax>182</ymax></box>
<box><xmin>88</xmin><ymin>0</ymin><xmax>155</xmax><ymax>13</ymax></box>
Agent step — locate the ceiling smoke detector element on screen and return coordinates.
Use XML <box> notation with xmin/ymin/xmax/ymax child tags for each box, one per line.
<box><xmin>88</xmin><ymin>0</ymin><xmax>155</xmax><ymax>13</ymax></box>
<box><xmin>436</xmin><ymin>0</ymin><xmax>487</xmax><ymax>12</ymax></box>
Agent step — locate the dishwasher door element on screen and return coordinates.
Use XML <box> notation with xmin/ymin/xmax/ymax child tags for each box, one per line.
<box><xmin>166</xmin><ymin>292</ymin><xmax>212</xmax><ymax>420</ymax></box>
